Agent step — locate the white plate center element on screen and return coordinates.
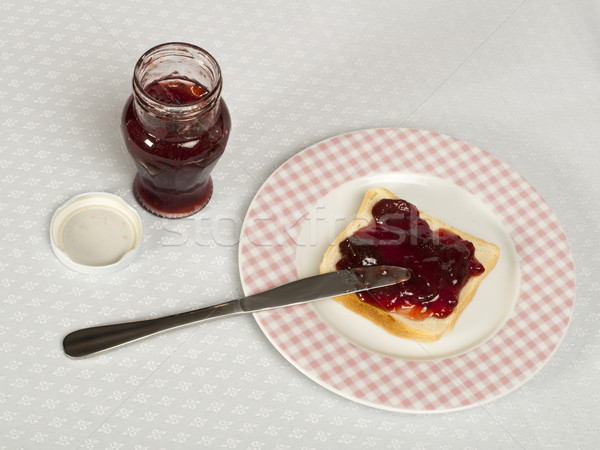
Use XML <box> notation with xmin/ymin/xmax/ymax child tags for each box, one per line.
<box><xmin>295</xmin><ymin>172</ymin><xmax>520</xmax><ymax>361</ymax></box>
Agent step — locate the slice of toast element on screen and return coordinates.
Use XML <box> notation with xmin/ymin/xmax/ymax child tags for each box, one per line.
<box><xmin>319</xmin><ymin>187</ymin><xmax>499</xmax><ymax>342</ymax></box>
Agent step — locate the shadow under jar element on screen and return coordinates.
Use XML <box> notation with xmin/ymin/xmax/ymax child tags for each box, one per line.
<box><xmin>122</xmin><ymin>42</ymin><xmax>231</xmax><ymax>218</ymax></box>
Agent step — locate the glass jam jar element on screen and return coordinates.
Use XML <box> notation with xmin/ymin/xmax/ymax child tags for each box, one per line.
<box><xmin>121</xmin><ymin>43</ymin><xmax>231</xmax><ymax>218</ymax></box>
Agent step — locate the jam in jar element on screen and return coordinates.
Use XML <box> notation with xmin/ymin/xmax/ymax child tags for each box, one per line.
<box><xmin>122</xmin><ymin>43</ymin><xmax>231</xmax><ymax>218</ymax></box>
<box><xmin>335</xmin><ymin>198</ymin><xmax>484</xmax><ymax>320</ymax></box>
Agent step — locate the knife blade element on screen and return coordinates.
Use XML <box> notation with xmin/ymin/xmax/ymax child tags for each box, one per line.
<box><xmin>63</xmin><ymin>265</ymin><xmax>410</xmax><ymax>358</ymax></box>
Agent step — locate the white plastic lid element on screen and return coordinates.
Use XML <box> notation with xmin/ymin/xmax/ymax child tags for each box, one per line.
<box><xmin>50</xmin><ymin>192</ymin><xmax>143</xmax><ymax>274</ymax></box>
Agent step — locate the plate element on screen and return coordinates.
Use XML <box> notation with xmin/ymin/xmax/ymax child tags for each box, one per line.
<box><xmin>238</xmin><ymin>128</ymin><xmax>575</xmax><ymax>412</ymax></box>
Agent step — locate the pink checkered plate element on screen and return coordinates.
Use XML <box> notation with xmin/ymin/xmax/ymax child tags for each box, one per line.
<box><xmin>238</xmin><ymin>128</ymin><xmax>575</xmax><ymax>412</ymax></box>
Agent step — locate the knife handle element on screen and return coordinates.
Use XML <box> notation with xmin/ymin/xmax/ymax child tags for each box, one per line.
<box><xmin>63</xmin><ymin>300</ymin><xmax>242</xmax><ymax>358</ymax></box>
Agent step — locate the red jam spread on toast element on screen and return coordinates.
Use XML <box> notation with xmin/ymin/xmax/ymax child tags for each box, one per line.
<box><xmin>335</xmin><ymin>198</ymin><xmax>485</xmax><ymax>320</ymax></box>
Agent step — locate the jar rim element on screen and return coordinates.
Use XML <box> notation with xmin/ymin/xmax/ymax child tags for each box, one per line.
<box><xmin>132</xmin><ymin>42</ymin><xmax>223</xmax><ymax>114</ymax></box>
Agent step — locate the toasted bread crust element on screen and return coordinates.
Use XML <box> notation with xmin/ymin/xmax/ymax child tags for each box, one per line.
<box><xmin>319</xmin><ymin>187</ymin><xmax>499</xmax><ymax>342</ymax></box>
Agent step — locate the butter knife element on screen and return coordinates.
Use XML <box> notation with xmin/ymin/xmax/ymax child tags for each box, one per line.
<box><xmin>63</xmin><ymin>265</ymin><xmax>410</xmax><ymax>358</ymax></box>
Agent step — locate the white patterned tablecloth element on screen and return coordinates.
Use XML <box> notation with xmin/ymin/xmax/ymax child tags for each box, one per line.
<box><xmin>1</xmin><ymin>1</ymin><xmax>598</xmax><ymax>448</ymax></box>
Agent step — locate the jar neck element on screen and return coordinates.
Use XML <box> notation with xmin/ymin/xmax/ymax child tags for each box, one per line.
<box><xmin>131</xmin><ymin>43</ymin><xmax>223</xmax><ymax>141</ymax></box>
